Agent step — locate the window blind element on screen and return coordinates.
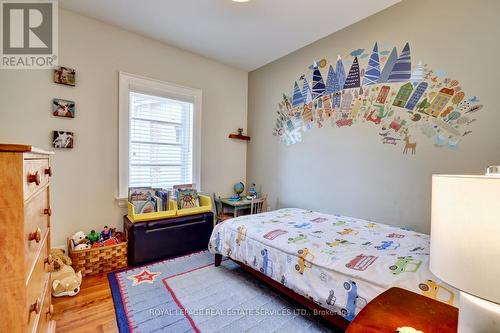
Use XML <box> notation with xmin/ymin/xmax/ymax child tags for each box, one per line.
<box><xmin>129</xmin><ymin>91</ymin><xmax>193</xmax><ymax>189</ymax></box>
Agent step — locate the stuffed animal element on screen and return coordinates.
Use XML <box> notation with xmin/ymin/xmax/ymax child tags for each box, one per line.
<box><xmin>50</xmin><ymin>248</ymin><xmax>72</xmax><ymax>271</ymax></box>
<box><xmin>100</xmin><ymin>226</ymin><xmax>112</xmax><ymax>241</ymax></box>
<box><xmin>74</xmin><ymin>243</ymin><xmax>90</xmax><ymax>250</ymax></box>
<box><xmin>114</xmin><ymin>231</ymin><xmax>126</xmax><ymax>243</ymax></box>
<box><xmin>87</xmin><ymin>230</ymin><xmax>101</xmax><ymax>244</ymax></box>
<box><xmin>71</xmin><ymin>231</ymin><xmax>88</xmax><ymax>249</ymax></box>
<box><xmin>51</xmin><ymin>265</ymin><xmax>82</xmax><ymax>297</ymax></box>
<box><xmin>91</xmin><ymin>242</ymin><xmax>102</xmax><ymax>249</ymax></box>
<box><xmin>102</xmin><ymin>238</ymin><xmax>119</xmax><ymax>246</ymax></box>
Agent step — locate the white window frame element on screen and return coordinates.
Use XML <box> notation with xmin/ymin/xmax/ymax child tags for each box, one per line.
<box><xmin>118</xmin><ymin>72</ymin><xmax>202</xmax><ymax>200</ymax></box>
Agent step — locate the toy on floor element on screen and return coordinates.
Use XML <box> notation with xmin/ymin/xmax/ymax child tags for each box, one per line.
<box><xmin>87</xmin><ymin>229</ymin><xmax>101</xmax><ymax>244</ymax></box>
<box><xmin>71</xmin><ymin>231</ymin><xmax>90</xmax><ymax>250</ymax></box>
<box><xmin>50</xmin><ymin>248</ymin><xmax>72</xmax><ymax>271</ymax></box>
<box><xmin>52</xmin><ymin>264</ymin><xmax>82</xmax><ymax>297</ymax></box>
<box><xmin>50</xmin><ymin>247</ymin><xmax>82</xmax><ymax>297</ymax></box>
<box><xmin>100</xmin><ymin>226</ymin><xmax>112</xmax><ymax>241</ymax></box>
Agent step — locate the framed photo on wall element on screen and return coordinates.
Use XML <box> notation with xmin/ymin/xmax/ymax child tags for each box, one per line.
<box><xmin>54</xmin><ymin>66</ymin><xmax>76</xmax><ymax>86</ymax></box>
<box><xmin>52</xmin><ymin>131</ymin><xmax>74</xmax><ymax>149</ymax></box>
<box><xmin>52</xmin><ymin>98</ymin><xmax>75</xmax><ymax>118</ymax></box>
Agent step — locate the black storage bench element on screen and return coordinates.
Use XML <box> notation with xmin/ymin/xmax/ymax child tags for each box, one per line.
<box><xmin>123</xmin><ymin>212</ymin><xmax>214</xmax><ymax>266</ymax></box>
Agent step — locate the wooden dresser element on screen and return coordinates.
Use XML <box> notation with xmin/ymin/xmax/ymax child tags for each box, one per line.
<box><xmin>0</xmin><ymin>144</ymin><xmax>56</xmax><ymax>333</ymax></box>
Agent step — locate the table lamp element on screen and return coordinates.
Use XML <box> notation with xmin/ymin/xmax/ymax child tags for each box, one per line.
<box><xmin>430</xmin><ymin>167</ymin><xmax>500</xmax><ymax>333</ymax></box>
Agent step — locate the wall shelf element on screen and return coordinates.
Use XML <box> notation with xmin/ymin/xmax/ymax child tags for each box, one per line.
<box><xmin>229</xmin><ymin>133</ymin><xmax>251</xmax><ymax>141</ymax></box>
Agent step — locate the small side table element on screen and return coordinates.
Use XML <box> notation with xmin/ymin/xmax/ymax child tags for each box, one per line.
<box><xmin>346</xmin><ymin>287</ymin><xmax>458</xmax><ymax>333</ymax></box>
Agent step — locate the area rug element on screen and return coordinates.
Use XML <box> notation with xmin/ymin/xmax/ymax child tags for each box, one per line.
<box><xmin>108</xmin><ymin>251</ymin><xmax>330</xmax><ymax>333</ymax></box>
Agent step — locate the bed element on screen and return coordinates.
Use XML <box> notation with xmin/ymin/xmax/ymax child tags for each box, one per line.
<box><xmin>208</xmin><ymin>208</ymin><xmax>457</xmax><ymax>328</ymax></box>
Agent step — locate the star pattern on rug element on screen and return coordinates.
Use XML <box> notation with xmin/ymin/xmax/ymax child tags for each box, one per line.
<box><xmin>127</xmin><ymin>269</ymin><xmax>161</xmax><ymax>286</ymax></box>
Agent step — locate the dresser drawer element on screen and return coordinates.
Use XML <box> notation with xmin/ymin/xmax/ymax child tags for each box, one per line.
<box><xmin>25</xmin><ymin>188</ymin><xmax>50</xmax><ymax>279</ymax></box>
<box><xmin>26</xmin><ymin>234</ymin><xmax>50</xmax><ymax>333</ymax></box>
<box><xmin>23</xmin><ymin>158</ymin><xmax>51</xmax><ymax>200</ymax></box>
<box><xmin>36</xmin><ymin>278</ymin><xmax>54</xmax><ymax>333</ymax></box>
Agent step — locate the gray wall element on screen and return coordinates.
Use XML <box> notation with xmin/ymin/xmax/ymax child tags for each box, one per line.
<box><xmin>247</xmin><ymin>0</ymin><xmax>500</xmax><ymax>234</ymax></box>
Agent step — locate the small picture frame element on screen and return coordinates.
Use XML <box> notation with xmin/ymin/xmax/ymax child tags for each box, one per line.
<box><xmin>54</xmin><ymin>66</ymin><xmax>76</xmax><ymax>86</ymax></box>
<box><xmin>52</xmin><ymin>98</ymin><xmax>75</xmax><ymax>118</ymax></box>
<box><xmin>52</xmin><ymin>131</ymin><xmax>74</xmax><ymax>149</ymax></box>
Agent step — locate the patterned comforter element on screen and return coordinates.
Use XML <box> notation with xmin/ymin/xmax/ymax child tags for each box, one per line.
<box><xmin>208</xmin><ymin>208</ymin><xmax>457</xmax><ymax>321</ymax></box>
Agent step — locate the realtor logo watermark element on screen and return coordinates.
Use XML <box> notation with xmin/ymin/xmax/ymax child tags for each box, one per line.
<box><xmin>0</xmin><ymin>0</ymin><xmax>58</xmax><ymax>69</ymax></box>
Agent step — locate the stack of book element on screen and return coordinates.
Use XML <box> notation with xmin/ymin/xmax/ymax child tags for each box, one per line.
<box><xmin>128</xmin><ymin>187</ymin><xmax>171</xmax><ymax>214</ymax></box>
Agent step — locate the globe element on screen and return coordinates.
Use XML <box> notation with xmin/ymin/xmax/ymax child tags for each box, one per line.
<box><xmin>234</xmin><ymin>182</ymin><xmax>245</xmax><ymax>196</ymax></box>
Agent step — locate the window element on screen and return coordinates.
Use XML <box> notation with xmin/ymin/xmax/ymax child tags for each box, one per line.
<box><xmin>118</xmin><ymin>73</ymin><xmax>201</xmax><ymax>199</ymax></box>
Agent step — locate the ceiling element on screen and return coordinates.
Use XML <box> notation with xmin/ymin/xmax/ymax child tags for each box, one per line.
<box><xmin>59</xmin><ymin>0</ymin><xmax>401</xmax><ymax>71</ymax></box>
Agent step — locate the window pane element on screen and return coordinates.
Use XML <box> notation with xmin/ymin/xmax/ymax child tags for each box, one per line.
<box><xmin>130</xmin><ymin>142</ymin><xmax>182</xmax><ymax>165</ymax></box>
<box><xmin>129</xmin><ymin>165</ymin><xmax>184</xmax><ymax>189</ymax></box>
<box><xmin>130</xmin><ymin>119</ymin><xmax>181</xmax><ymax>145</ymax></box>
<box><xmin>129</xmin><ymin>91</ymin><xmax>193</xmax><ymax>188</ymax></box>
<box><xmin>130</xmin><ymin>92</ymin><xmax>183</xmax><ymax>123</ymax></box>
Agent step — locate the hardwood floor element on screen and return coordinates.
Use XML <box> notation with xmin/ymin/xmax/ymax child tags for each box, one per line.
<box><xmin>52</xmin><ymin>274</ymin><xmax>118</xmax><ymax>333</ymax></box>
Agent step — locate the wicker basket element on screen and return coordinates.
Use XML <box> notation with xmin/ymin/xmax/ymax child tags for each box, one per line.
<box><xmin>67</xmin><ymin>238</ymin><xmax>128</xmax><ymax>277</ymax></box>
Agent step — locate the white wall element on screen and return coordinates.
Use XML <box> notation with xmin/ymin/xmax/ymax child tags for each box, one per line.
<box><xmin>0</xmin><ymin>9</ymin><xmax>248</xmax><ymax>247</ymax></box>
<box><xmin>247</xmin><ymin>0</ymin><xmax>500</xmax><ymax>234</ymax></box>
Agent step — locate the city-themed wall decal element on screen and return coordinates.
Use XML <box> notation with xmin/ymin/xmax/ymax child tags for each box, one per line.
<box><xmin>273</xmin><ymin>42</ymin><xmax>483</xmax><ymax>154</ymax></box>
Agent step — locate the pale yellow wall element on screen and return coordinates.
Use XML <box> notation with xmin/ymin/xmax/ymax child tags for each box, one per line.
<box><xmin>247</xmin><ymin>0</ymin><xmax>500</xmax><ymax>233</ymax></box>
<box><xmin>0</xmin><ymin>9</ymin><xmax>248</xmax><ymax>246</ymax></box>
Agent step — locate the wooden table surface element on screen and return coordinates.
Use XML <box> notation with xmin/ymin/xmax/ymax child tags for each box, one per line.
<box><xmin>346</xmin><ymin>287</ymin><xmax>458</xmax><ymax>333</ymax></box>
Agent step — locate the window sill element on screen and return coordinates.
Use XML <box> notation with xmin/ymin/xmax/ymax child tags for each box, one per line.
<box><xmin>115</xmin><ymin>197</ymin><xmax>128</xmax><ymax>208</ymax></box>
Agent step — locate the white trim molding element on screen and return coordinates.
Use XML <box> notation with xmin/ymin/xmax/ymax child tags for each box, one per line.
<box><xmin>118</xmin><ymin>72</ymin><xmax>202</xmax><ymax>199</ymax></box>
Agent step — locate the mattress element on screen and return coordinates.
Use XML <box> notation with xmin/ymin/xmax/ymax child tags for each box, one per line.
<box><xmin>208</xmin><ymin>208</ymin><xmax>458</xmax><ymax>321</ymax></box>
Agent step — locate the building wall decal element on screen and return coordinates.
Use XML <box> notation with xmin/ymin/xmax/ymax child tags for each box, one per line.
<box><xmin>273</xmin><ymin>42</ymin><xmax>483</xmax><ymax>154</ymax></box>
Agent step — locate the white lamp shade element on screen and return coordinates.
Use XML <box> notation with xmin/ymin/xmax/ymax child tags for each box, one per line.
<box><xmin>430</xmin><ymin>175</ymin><xmax>500</xmax><ymax>304</ymax></box>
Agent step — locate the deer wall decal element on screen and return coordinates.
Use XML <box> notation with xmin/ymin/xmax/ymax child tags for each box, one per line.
<box><xmin>403</xmin><ymin>135</ymin><xmax>417</xmax><ymax>154</ymax></box>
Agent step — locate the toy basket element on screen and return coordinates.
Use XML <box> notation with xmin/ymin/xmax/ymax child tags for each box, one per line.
<box><xmin>67</xmin><ymin>238</ymin><xmax>128</xmax><ymax>277</ymax></box>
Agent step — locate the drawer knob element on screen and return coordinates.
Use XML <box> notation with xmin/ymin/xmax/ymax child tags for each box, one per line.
<box><xmin>47</xmin><ymin>304</ymin><xmax>54</xmax><ymax>318</ymax></box>
<box><xmin>44</xmin><ymin>207</ymin><xmax>52</xmax><ymax>216</ymax></box>
<box><xmin>28</xmin><ymin>171</ymin><xmax>41</xmax><ymax>186</ymax></box>
<box><xmin>29</xmin><ymin>298</ymin><xmax>41</xmax><ymax>315</ymax></box>
<box><xmin>28</xmin><ymin>228</ymin><xmax>42</xmax><ymax>243</ymax></box>
<box><xmin>44</xmin><ymin>167</ymin><xmax>52</xmax><ymax>177</ymax></box>
<box><xmin>44</xmin><ymin>254</ymin><xmax>54</xmax><ymax>268</ymax></box>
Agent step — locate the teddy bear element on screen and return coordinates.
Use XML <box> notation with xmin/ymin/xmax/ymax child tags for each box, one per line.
<box><xmin>51</xmin><ymin>264</ymin><xmax>82</xmax><ymax>297</ymax></box>
<box><xmin>71</xmin><ymin>231</ymin><xmax>90</xmax><ymax>250</ymax></box>
<box><xmin>50</xmin><ymin>248</ymin><xmax>72</xmax><ymax>271</ymax></box>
